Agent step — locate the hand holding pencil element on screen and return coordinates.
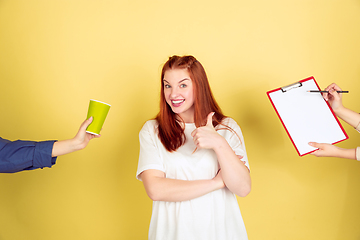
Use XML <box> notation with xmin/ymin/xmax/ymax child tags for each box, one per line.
<box><xmin>321</xmin><ymin>83</ymin><xmax>345</xmax><ymax>111</ymax></box>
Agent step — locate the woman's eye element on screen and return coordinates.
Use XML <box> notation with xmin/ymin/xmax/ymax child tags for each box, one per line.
<box><xmin>164</xmin><ymin>84</ymin><xmax>171</xmax><ymax>88</ymax></box>
<box><xmin>180</xmin><ymin>84</ymin><xmax>187</xmax><ymax>88</ymax></box>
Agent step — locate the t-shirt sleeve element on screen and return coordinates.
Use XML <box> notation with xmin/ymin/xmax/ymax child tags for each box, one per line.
<box><xmin>221</xmin><ymin>118</ymin><xmax>250</xmax><ymax>171</ymax></box>
<box><xmin>136</xmin><ymin>121</ymin><xmax>165</xmax><ymax>181</ymax></box>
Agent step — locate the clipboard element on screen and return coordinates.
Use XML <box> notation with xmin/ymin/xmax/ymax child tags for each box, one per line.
<box><xmin>267</xmin><ymin>76</ymin><xmax>348</xmax><ymax>156</ymax></box>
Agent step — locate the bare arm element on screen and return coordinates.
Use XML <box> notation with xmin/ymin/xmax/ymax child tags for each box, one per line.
<box><xmin>140</xmin><ymin>169</ymin><xmax>225</xmax><ymax>202</ymax></box>
<box><xmin>309</xmin><ymin>142</ymin><xmax>357</xmax><ymax>159</ymax></box>
<box><xmin>52</xmin><ymin>117</ymin><xmax>100</xmax><ymax>157</ymax></box>
<box><xmin>333</xmin><ymin>107</ymin><xmax>360</xmax><ymax>129</ymax></box>
<box><xmin>191</xmin><ymin>113</ymin><xmax>251</xmax><ymax>197</ymax></box>
<box><xmin>323</xmin><ymin>83</ymin><xmax>360</xmax><ymax>128</ymax></box>
<box><xmin>212</xmin><ymin>139</ymin><xmax>251</xmax><ymax>197</ymax></box>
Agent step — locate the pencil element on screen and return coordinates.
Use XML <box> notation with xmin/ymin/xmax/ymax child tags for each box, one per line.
<box><xmin>307</xmin><ymin>90</ymin><xmax>349</xmax><ymax>93</ymax></box>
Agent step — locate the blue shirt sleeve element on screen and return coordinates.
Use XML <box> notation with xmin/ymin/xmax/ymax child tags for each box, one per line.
<box><xmin>0</xmin><ymin>137</ymin><xmax>58</xmax><ymax>173</ymax></box>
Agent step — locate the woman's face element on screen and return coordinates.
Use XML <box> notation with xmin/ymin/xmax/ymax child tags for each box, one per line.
<box><xmin>163</xmin><ymin>68</ymin><xmax>195</xmax><ymax>123</ymax></box>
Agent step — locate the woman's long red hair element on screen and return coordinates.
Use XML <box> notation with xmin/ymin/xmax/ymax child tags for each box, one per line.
<box><xmin>155</xmin><ymin>55</ymin><xmax>228</xmax><ymax>152</ymax></box>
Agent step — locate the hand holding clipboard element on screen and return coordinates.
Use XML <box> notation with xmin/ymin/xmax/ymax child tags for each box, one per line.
<box><xmin>267</xmin><ymin>77</ymin><xmax>348</xmax><ymax>156</ymax></box>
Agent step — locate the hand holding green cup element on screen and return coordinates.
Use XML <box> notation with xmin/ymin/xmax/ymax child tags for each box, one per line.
<box><xmin>86</xmin><ymin>99</ymin><xmax>111</xmax><ymax>135</ymax></box>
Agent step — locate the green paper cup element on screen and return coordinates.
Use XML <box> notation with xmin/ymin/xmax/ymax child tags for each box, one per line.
<box><xmin>86</xmin><ymin>99</ymin><xmax>111</xmax><ymax>135</ymax></box>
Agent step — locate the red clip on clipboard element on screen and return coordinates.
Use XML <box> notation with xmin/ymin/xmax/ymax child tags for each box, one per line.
<box><xmin>267</xmin><ymin>76</ymin><xmax>348</xmax><ymax>156</ymax></box>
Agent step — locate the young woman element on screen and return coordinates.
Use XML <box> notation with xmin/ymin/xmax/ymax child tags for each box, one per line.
<box><xmin>309</xmin><ymin>83</ymin><xmax>360</xmax><ymax>160</ymax></box>
<box><xmin>136</xmin><ymin>55</ymin><xmax>251</xmax><ymax>240</ymax></box>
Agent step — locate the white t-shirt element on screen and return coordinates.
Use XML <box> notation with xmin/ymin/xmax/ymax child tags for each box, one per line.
<box><xmin>136</xmin><ymin>118</ymin><xmax>249</xmax><ymax>240</ymax></box>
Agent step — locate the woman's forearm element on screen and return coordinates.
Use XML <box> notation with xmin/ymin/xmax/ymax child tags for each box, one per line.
<box><xmin>52</xmin><ymin>139</ymin><xmax>82</xmax><ymax>157</ymax></box>
<box><xmin>333</xmin><ymin>147</ymin><xmax>356</xmax><ymax>159</ymax></box>
<box><xmin>309</xmin><ymin>142</ymin><xmax>357</xmax><ymax>159</ymax></box>
<box><xmin>334</xmin><ymin>106</ymin><xmax>360</xmax><ymax>129</ymax></box>
<box><xmin>141</xmin><ymin>170</ymin><xmax>224</xmax><ymax>202</ymax></box>
<box><xmin>51</xmin><ymin>117</ymin><xmax>99</xmax><ymax>157</ymax></box>
<box><xmin>213</xmin><ymin>139</ymin><xmax>251</xmax><ymax>197</ymax></box>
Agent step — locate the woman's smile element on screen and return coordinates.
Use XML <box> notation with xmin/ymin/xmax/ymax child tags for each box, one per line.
<box><xmin>171</xmin><ymin>99</ymin><xmax>185</xmax><ymax>107</ymax></box>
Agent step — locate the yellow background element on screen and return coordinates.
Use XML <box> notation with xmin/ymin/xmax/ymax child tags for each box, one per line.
<box><xmin>0</xmin><ymin>0</ymin><xmax>359</xmax><ymax>239</ymax></box>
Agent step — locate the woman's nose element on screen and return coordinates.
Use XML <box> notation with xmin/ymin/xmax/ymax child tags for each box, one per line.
<box><xmin>170</xmin><ymin>87</ymin><xmax>179</xmax><ymax>97</ymax></box>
